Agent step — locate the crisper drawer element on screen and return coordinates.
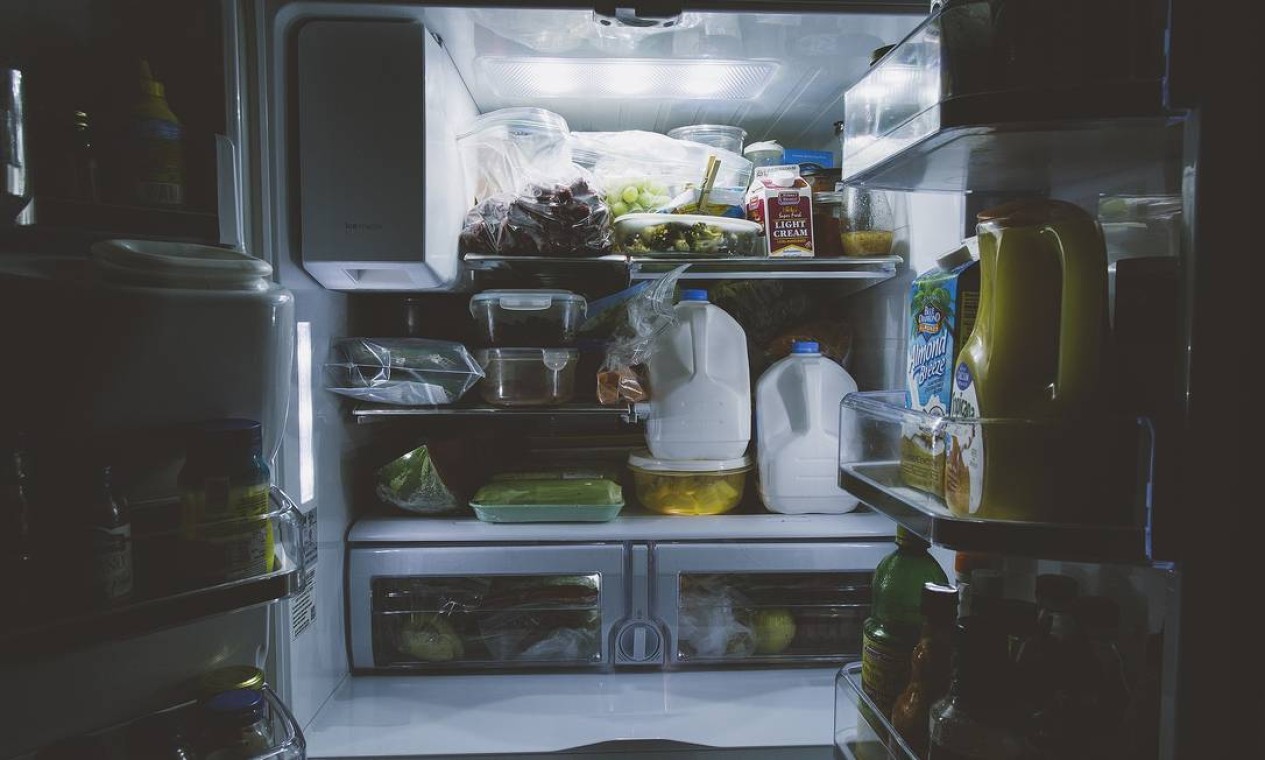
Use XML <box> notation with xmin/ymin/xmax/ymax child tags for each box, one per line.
<box><xmin>348</xmin><ymin>544</ymin><xmax>624</xmax><ymax>671</ymax></box>
<box><xmin>653</xmin><ymin>542</ymin><xmax>892</xmax><ymax>668</ymax></box>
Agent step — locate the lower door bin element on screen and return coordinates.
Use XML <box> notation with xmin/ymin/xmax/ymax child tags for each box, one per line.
<box><xmin>653</xmin><ymin>542</ymin><xmax>891</xmax><ymax>668</ymax></box>
<box><xmin>835</xmin><ymin>661</ymin><xmax>916</xmax><ymax>760</ymax></box>
<box><xmin>349</xmin><ymin>544</ymin><xmax>625</xmax><ymax>671</ymax></box>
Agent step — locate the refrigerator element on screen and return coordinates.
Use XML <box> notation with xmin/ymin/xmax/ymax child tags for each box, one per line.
<box><xmin>0</xmin><ymin>0</ymin><xmax>1248</xmax><ymax>758</ymax></box>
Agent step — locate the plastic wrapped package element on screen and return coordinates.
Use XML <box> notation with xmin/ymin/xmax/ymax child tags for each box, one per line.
<box><xmin>396</xmin><ymin>611</ymin><xmax>466</xmax><ymax>662</ymax></box>
<box><xmin>375</xmin><ymin>444</ymin><xmax>467</xmax><ymax>516</ymax></box>
<box><xmin>458</xmin><ymin>174</ymin><xmax>612</xmax><ymax>257</ymax></box>
<box><xmin>326</xmin><ymin>338</ymin><xmax>484</xmax><ymax>405</ymax></box>
<box><xmin>456</xmin><ymin>108</ymin><xmax>572</xmax><ymax>204</ymax></box>
<box><xmin>678</xmin><ymin>581</ymin><xmax>756</xmax><ymax>659</ymax></box>
<box><xmin>588</xmin><ymin>266</ymin><xmax>689</xmax><ymax>404</ymax></box>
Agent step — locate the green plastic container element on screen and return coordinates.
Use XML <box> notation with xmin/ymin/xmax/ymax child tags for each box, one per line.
<box><xmin>469</xmin><ymin>476</ymin><xmax>624</xmax><ymax>523</ymax></box>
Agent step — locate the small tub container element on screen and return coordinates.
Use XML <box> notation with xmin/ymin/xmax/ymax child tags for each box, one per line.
<box><xmin>470</xmin><ymin>289</ymin><xmax>587</xmax><ymax>347</ymax></box>
<box><xmin>668</xmin><ymin>125</ymin><xmax>747</xmax><ymax>156</ymax></box>
<box><xmin>475</xmin><ymin>348</ymin><xmax>578</xmax><ymax>407</ymax></box>
<box><xmin>613</xmin><ymin>213</ymin><xmax>762</xmax><ymax>257</ymax></box>
<box><xmin>627</xmin><ymin>450</ymin><xmax>753</xmax><ymax>516</ymax></box>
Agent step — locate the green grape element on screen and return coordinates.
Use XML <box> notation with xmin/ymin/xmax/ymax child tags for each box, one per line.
<box><xmin>621</xmin><ymin>186</ymin><xmax>640</xmax><ymax>204</ymax></box>
<box><xmin>610</xmin><ymin>201</ymin><xmax>630</xmax><ymax>217</ymax></box>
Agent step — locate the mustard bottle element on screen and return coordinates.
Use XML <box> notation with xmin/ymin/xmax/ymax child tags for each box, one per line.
<box><xmin>944</xmin><ymin>199</ymin><xmax>1115</xmax><ymax>524</ymax></box>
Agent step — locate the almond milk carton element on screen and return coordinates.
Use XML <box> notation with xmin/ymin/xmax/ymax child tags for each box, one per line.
<box><xmin>746</xmin><ymin>165</ymin><xmax>814</xmax><ymax>257</ymax></box>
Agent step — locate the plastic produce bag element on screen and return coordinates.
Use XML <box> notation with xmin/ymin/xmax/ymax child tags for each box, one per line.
<box><xmin>570</xmin><ymin>131</ymin><xmax>752</xmax><ymax>219</ymax></box>
<box><xmin>678</xmin><ymin>582</ymin><xmax>756</xmax><ymax>659</ymax></box>
<box><xmin>458</xmin><ymin>173</ymin><xmax>612</xmax><ymax>257</ymax></box>
<box><xmin>375</xmin><ymin>444</ymin><xmax>466</xmax><ymax>515</ymax></box>
<box><xmin>586</xmin><ymin>265</ymin><xmax>689</xmax><ymax>405</ymax></box>
<box><xmin>457</xmin><ymin>107</ymin><xmax>573</xmax><ymax>204</ymax></box>
<box><xmin>326</xmin><ymin>338</ymin><xmax>484</xmax><ymax>405</ymax></box>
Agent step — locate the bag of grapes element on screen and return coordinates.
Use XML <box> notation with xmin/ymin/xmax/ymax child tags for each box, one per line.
<box><xmin>458</xmin><ymin>165</ymin><xmax>614</xmax><ymax>257</ymax></box>
<box><xmin>570</xmin><ymin>131</ymin><xmax>750</xmax><ymax>220</ymax></box>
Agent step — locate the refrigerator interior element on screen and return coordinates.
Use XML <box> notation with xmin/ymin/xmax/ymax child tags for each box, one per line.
<box><xmin>0</xmin><ymin>0</ymin><xmax>1193</xmax><ymax>756</ymax></box>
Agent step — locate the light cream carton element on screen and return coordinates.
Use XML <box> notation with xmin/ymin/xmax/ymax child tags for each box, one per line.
<box><xmin>745</xmin><ymin>164</ymin><xmax>815</xmax><ymax>257</ymax></box>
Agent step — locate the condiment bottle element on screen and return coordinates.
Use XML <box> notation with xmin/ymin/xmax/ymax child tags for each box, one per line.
<box><xmin>891</xmin><ymin>582</ymin><xmax>959</xmax><ymax>756</ymax></box>
<box><xmin>928</xmin><ymin>577</ymin><xmax>1029</xmax><ymax>759</ymax></box>
<box><xmin>179</xmin><ymin>420</ymin><xmax>273</xmax><ymax>587</ymax></box>
<box><xmin>81</xmin><ymin>464</ymin><xmax>134</xmax><ymax>606</ymax></box>
<box><xmin>124</xmin><ymin>59</ymin><xmax>184</xmax><ymax>207</ymax></box>
<box><xmin>862</xmin><ymin>527</ymin><xmax>949</xmax><ymax>717</ymax></box>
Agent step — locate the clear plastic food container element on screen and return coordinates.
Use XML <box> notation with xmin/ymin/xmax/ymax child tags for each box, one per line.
<box><xmin>470</xmin><ymin>289</ymin><xmax>588</xmax><ymax>348</ymax></box>
<box><xmin>474</xmin><ymin>348</ymin><xmax>578</xmax><ymax>407</ymax></box>
<box><xmin>613</xmin><ymin>213</ymin><xmax>762</xmax><ymax>257</ymax></box>
<box><xmin>627</xmin><ymin>450</ymin><xmax>753</xmax><ymax>516</ymax></box>
<box><xmin>667</xmin><ymin>124</ymin><xmax>747</xmax><ymax>155</ymax></box>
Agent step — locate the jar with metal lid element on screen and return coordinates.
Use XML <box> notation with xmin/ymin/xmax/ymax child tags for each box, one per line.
<box><xmin>200</xmin><ymin>689</ymin><xmax>273</xmax><ymax>760</ymax></box>
<box><xmin>801</xmin><ymin>167</ymin><xmax>842</xmax><ymax>195</ymax></box>
<box><xmin>199</xmin><ymin>665</ymin><xmax>265</xmax><ymax>698</ymax></box>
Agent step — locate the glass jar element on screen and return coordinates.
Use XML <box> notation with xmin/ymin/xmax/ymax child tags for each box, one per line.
<box><xmin>200</xmin><ymin>689</ymin><xmax>273</xmax><ymax>760</ymax></box>
<box><xmin>178</xmin><ymin>419</ymin><xmax>273</xmax><ymax>587</ymax></box>
<box><xmin>812</xmin><ymin>192</ymin><xmax>846</xmax><ymax>258</ymax></box>
<box><xmin>837</xmin><ymin>185</ymin><xmax>895</xmax><ymax>256</ymax></box>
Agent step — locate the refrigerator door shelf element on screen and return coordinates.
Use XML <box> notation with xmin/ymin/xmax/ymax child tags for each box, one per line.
<box><xmin>35</xmin><ymin>684</ymin><xmax>305</xmax><ymax>760</ymax></box>
<box><xmin>1</xmin><ymin>487</ymin><xmax>306</xmax><ymax>660</ymax></box>
<box><xmin>834</xmin><ymin>662</ymin><xmax>917</xmax><ymax>760</ymax></box>
<box><xmin>838</xmin><ymin>391</ymin><xmax>1154</xmax><ymax>563</ymax></box>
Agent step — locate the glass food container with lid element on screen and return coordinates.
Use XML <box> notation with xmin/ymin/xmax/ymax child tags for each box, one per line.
<box><xmin>470</xmin><ymin>289</ymin><xmax>587</xmax><ymax>347</ymax></box>
<box><xmin>667</xmin><ymin>124</ymin><xmax>747</xmax><ymax>155</ymax></box>
<box><xmin>474</xmin><ymin>348</ymin><xmax>579</xmax><ymax>407</ymax></box>
<box><xmin>627</xmin><ymin>450</ymin><xmax>753</xmax><ymax>516</ymax></box>
<box><xmin>613</xmin><ymin>213</ymin><xmax>762</xmax><ymax>257</ymax></box>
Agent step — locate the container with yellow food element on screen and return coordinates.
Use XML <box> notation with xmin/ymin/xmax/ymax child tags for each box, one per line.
<box><xmin>627</xmin><ymin>450</ymin><xmax>752</xmax><ymax>516</ymax></box>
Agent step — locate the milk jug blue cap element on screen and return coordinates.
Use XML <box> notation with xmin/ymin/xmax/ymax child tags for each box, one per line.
<box><xmin>791</xmin><ymin>341</ymin><xmax>820</xmax><ymax>354</ymax></box>
<box><xmin>680</xmin><ymin>289</ymin><xmax>709</xmax><ymax>302</ymax></box>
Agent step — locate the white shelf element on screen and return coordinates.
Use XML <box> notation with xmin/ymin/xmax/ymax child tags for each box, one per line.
<box><xmin>305</xmin><ymin>668</ymin><xmax>841</xmax><ymax>758</ymax></box>
<box><xmin>348</xmin><ymin>509</ymin><xmax>897</xmax><ymax>544</ymax></box>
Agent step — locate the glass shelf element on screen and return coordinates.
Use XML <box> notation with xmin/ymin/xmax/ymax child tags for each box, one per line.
<box><xmin>0</xmin><ymin>488</ymin><xmax>306</xmax><ymax>659</ymax></box>
<box><xmin>839</xmin><ymin>0</ymin><xmax>1181</xmax><ymax>193</ymax></box>
<box><xmin>629</xmin><ymin>255</ymin><xmax>900</xmax><ymax>281</ymax></box>
<box><xmin>354</xmin><ymin>402</ymin><xmax>639</xmax><ymax>423</ymax></box>
<box><xmin>461</xmin><ymin>253</ymin><xmax>901</xmax><ymax>282</ymax></box>
<box><xmin>838</xmin><ymin>392</ymin><xmax>1152</xmax><ymax>563</ymax></box>
<box><xmin>835</xmin><ymin>662</ymin><xmax>917</xmax><ymax>760</ymax></box>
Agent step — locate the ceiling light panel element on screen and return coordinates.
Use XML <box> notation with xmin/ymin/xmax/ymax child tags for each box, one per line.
<box><xmin>473</xmin><ymin>57</ymin><xmax>778</xmax><ymax>100</ymax></box>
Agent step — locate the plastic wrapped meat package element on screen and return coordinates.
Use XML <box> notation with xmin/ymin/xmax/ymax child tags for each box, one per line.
<box><xmin>326</xmin><ymin>338</ymin><xmax>484</xmax><ymax>405</ymax></box>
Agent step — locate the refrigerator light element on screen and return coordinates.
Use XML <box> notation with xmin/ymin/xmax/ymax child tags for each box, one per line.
<box><xmin>474</xmin><ymin>57</ymin><xmax>777</xmax><ymax>100</ymax></box>
<box><xmin>297</xmin><ymin>320</ymin><xmax>315</xmax><ymax>505</ymax></box>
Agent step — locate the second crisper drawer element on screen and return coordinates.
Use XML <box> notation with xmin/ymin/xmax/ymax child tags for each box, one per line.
<box><xmin>653</xmin><ymin>542</ymin><xmax>892</xmax><ymax>668</ymax></box>
<box><xmin>349</xmin><ymin>544</ymin><xmax>625</xmax><ymax>671</ymax></box>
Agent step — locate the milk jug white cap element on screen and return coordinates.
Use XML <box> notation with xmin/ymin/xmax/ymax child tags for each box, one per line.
<box><xmin>791</xmin><ymin>341</ymin><xmax>820</xmax><ymax>354</ymax></box>
<box><xmin>680</xmin><ymin>289</ymin><xmax>709</xmax><ymax>302</ymax></box>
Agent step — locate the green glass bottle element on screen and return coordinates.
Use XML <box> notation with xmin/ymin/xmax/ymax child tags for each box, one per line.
<box><xmin>862</xmin><ymin>526</ymin><xmax>949</xmax><ymax>718</ymax></box>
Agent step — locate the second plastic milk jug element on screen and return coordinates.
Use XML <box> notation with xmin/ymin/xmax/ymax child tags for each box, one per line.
<box><xmin>645</xmin><ymin>289</ymin><xmax>750</xmax><ymax>461</ymax></box>
<box><xmin>757</xmin><ymin>341</ymin><xmax>860</xmax><ymax>514</ymax></box>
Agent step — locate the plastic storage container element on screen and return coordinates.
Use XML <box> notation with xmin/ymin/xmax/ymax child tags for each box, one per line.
<box><xmin>627</xmin><ymin>450</ymin><xmax>752</xmax><ymax>516</ymax></box>
<box><xmin>743</xmin><ymin>141</ymin><xmax>784</xmax><ymax>169</ymax></box>
<box><xmin>612</xmin><ymin>213</ymin><xmax>762</xmax><ymax>257</ymax></box>
<box><xmin>836</xmin><ymin>185</ymin><xmax>895</xmax><ymax>256</ymax></box>
<box><xmin>469</xmin><ymin>289</ymin><xmax>587</xmax><ymax>347</ymax></box>
<box><xmin>456</xmin><ymin>107</ymin><xmax>571</xmax><ymax>203</ymax></box>
<box><xmin>667</xmin><ymin>124</ymin><xmax>747</xmax><ymax>155</ymax></box>
<box><xmin>757</xmin><ymin>341</ymin><xmax>861</xmax><ymax>515</ymax></box>
<box><xmin>469</xmin><ymin>476</ymin><xmax>624</xmax><ymax>523</ymax></box>
<box><xmin>644</xmin><ymin>290</ymin><xmax>751</xmax><ymax>460</ymax></box>
<box><xmin>474</xmin><ymin>348</ymin><xmax>578</xmax><ymax>407</ymax></box>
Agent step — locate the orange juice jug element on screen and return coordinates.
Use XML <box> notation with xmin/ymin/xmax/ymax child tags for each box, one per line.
<box><xmin>944</xmin><ymin>199</ymin><xmax>1113</xmax><ymax>523</ymax></box>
